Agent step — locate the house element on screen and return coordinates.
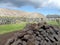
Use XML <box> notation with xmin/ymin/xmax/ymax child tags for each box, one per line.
<box><xmin>46</xmin><ymin>15</ymin><xmax>60</xmax><ymax>21</ymax></box>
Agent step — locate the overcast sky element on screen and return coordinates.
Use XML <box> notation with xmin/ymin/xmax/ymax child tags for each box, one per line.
<box><xmin>0</xmin><ymin>0</ymin><xmax>60</xmax><ymax>15</ymax></box>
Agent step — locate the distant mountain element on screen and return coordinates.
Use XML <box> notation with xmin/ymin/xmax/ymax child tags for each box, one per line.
<box><xmin>0</xmin><ymin>8</ymin><xmax>45</xmax><ymax>19</ymax></box>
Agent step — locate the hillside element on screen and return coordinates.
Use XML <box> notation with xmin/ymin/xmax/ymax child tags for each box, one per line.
<box><xmin>0</xmin><ymin>8</ymin><xmax>45</xmax><ymax>18</ymax></box>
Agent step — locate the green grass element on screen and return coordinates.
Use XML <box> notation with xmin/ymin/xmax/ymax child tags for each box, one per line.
<box><xmin>47</xmin><ymin>21</ymin><xmax>60</xmax><ymax>26</ymax></box>
<box><xmin>0</xmin><ymin>22</ymin><xmax>27</xmax><ymax>34</ymax></box>
<box><xmin>0</xmin><ymin>21</ymin><xmax>60</xmax><ymax>34</ymax></box>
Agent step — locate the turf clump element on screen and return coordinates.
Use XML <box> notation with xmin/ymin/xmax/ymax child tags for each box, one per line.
<box><xmin>5</xmin><ymin>22</ymin><xmax>60</xmax><ymax>45</ymax></box>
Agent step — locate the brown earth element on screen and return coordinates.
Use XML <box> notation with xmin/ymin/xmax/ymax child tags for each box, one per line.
<box><xmin>0</xmin><ymin>31</ymin><xmax>20</xmax><ymax>45</ymax></box>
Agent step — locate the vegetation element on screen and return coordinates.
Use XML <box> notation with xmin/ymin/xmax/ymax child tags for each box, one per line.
<box><xmin>47</xmin><ymin>21</ymin><xmax>60</xmax><ymax>26</ymax></box>
<box><xmin>0</xmin><ymin>20</ymin><xmax>60</xmax><ymax>34</ymax></box>
<box><xmin>0</xmin><ymin>16</ymin><xmax>42</xmax><ymax>25</ymax></box>
<box><xmin>0</xmin><ymin>22</ymin><xmax>27</xmax><ymax>34</ymax></box>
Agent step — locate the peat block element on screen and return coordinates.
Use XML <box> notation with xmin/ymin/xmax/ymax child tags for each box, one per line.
<box><xmin>5</xmin><ymin>23</ymin><xmax>60</xmax><ymax>45</ymax></box>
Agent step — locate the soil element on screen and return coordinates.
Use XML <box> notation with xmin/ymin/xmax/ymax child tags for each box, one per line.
<box><xmin>0</xmin><ymin>31</ymin><xmax>20</xmax><ymax>45</ymax></box>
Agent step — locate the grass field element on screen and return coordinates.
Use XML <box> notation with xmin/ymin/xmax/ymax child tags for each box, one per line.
<box><xmin>0</xmin><ymin>22</ymin><xmax>27</xmax><ymax>34</ymax></box>
<box><xmin>0</xmin><ymin>21</ymin><xmax>60</xmax><ymax>34</ymax></box>
<box><xmin>47</xmin><ymin>21</ymin><xmax>60</xmax><ymax>26</ymax></box>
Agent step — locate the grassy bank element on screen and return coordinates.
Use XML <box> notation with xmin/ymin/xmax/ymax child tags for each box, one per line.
<box><xmin>0</xmin><ymin>22</ymin><xmax>27</xmax><ymax>34</ymax></box>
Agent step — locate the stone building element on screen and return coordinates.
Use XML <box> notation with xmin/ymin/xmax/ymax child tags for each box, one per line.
<box><xmin>46</xmin><ymin>15</ymin><xmax>60</xmax><ymax>21</ymax></box>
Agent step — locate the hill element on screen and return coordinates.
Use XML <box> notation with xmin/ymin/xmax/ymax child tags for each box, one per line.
<box><xmin>0</xmin><ymin>8</ymin><xmax>45</xmax><ymax>18</ymax></box>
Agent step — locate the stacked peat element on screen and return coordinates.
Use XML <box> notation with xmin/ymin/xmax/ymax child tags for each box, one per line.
<box><xmin>5</xmin><ymin>23</ymin><xmax>60</xmax><ymax>45</ymax></box>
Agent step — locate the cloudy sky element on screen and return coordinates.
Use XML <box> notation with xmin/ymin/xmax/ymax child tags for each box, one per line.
<box><xmin>0</xmin><ymin>0</ymin><xmax>60</xmax><ymax>15</ymax></box>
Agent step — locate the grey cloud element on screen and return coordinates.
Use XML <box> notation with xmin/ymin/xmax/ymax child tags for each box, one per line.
<box><xmin>0</xmin><ymin>0</ymin><xmax>45</xmax><ymax>8</ymax></box>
